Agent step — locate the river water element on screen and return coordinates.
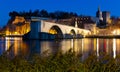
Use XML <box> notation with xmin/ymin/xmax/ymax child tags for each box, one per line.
<box><xmin>0</xmin><ymin>37</ymin><xmax>119</xmax><ymax>60</ymax></box>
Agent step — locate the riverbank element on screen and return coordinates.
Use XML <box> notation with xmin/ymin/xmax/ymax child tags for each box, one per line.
<box><xmin>0</xmin><ymin>34</ymin><xmax>23</xmax><ymax>38</ymax></box>
<box><xmin>0</xmin><ymin>50</ymin><xmax>120</xmax><ymax>72</ymax></box>
<box><xmin>86</xmin><ymin>35</ymin><xmax>120</xmax><ymax>38</ymax></box>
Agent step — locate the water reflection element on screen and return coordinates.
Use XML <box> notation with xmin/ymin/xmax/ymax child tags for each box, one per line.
<box><xmin>3</xmin><ymin>37</ymin><xmax>29</xmax><ymax>57</ymax></box>
<box><xmin>0</xmin><ymin>37</ymin><xmax>120</xmax><ymax>59</ymax></box>
<box><xmin>96</xmin><ymin>38</ymin><xmax>99</xmax><ymax>57</ymax></box>
<box><xmin>113</xmin><ymin>39</ymin><xmax>116</xmax><ymax>58</ymax></box>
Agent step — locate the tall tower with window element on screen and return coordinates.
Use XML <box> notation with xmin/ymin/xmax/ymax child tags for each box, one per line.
<box><xmin>102</xmin><ymin>11</ymin><xmax>110</xmax><ymax>24</ymax></box>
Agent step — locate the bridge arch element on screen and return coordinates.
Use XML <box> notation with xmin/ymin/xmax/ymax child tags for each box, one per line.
<box><xmin>70</xmin><ymin>29</ymin><xmax>76</xmax><ymax>38</ymax></box>
<box><xmin>49</xmin><ymin>25</ymin><xmax>63</xmax><ymax>39</ymax></box>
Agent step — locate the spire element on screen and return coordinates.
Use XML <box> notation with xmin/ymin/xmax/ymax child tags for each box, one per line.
<box><xmin>75</xmin><ymin>18</ymin><xmax>78</xmax><ymax>28</ymax></box>
<box><xmin>96</xmin><ymin>6</ymin><xmax>102</xmax><ymax>18</ymax></box>
<box><xmin>98</xmin><ymin>6</ymin><xmax>100</xmax><ymax>12</ymax></box>
<box><xmin>96</xmin><ymin>6</ymin><xmax>103</xmax><ymax>20</ymax></box>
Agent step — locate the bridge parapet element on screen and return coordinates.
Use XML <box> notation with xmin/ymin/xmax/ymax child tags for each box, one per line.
<box><xmin>31</xmin><ymin>17</ymin><xmax>48</xmax><ymax>21</ymax></box>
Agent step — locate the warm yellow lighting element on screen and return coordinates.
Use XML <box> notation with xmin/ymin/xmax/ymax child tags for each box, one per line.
<box><xmin>27</xmin><ymin>29</ymin><xmax>29</xmax><ymax>32</ymax></box>
<box><xmin>112</xmin><ymin>29</ymin><xmax>120</xmax><ymax>35</ymax></box>
<box><xmin>96</xmin><ymin>38</ymin><xmax>99</xmax><ymax>57</ymax></box>
<box><xmin>112</xmin><ymin>30</ymin><xmax>116</xmax><ymax>35</ymax></box>
<box><xmin>113</xmin><ymin>39</ymin><xmax>116</xmax><ymax>58</ymax></box>
<box><xmin>83</xmin><ymin>35</ymin><xmax>86</xmax><ymax>38</ymax></box>
<box><xmin>6</xmin><ymin>31</ymin><xmax>9</xmax><ymax>35</ymax></box>
<box><xmin>70</xmin><ymin>32</ymin><xmax>74</xmax><ymax>35</ymax></box>
<box><xmin>5</xmin><ymin>37</ymin><xmax>10</xmax><ymax>51</ymax></box>
<box><xmin>49</xmin><ymin>29</ymin><xmax>57</xmax><ymax>34</ymax></box>
<box><xmin>108</xmin><ymin>19</ymin><xmax>112</xmax><ymax>24</ymax></box>
<box><xmin>12</xmin><ymin>16</ymin><xmax>25</xmax><ymax>24</ymax></box>
<box><xmin>15</xmin><ymin>32</ymin><xmax>18</xmax><ymax>34</ymax></box>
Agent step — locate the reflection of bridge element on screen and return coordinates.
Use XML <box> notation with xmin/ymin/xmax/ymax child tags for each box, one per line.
<box><xmin>24</xmin><ymin>17</ymin><xmax>91</xmax><ymax>39</ymax></box>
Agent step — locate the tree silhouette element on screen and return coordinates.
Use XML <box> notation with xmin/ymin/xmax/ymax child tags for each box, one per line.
<box><xmin>9</xmin><ymin>11</ymin><xmax>19</xmax><ymax>17</ymax></box>
<box><xmin>9</xmin><ymin>9</ymin><xmax>78</xmax><ymax>19</ymax></box>
<box><xmin>40</xmin><ymin>9</ymin><xmax>48</xmax><ymax>17</ymax></box>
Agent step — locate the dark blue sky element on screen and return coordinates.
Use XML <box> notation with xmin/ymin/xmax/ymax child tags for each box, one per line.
<box><xmin>0</xmin><ymin>0</ymin><xmax>120</xmax><ymax>27</ymax></box>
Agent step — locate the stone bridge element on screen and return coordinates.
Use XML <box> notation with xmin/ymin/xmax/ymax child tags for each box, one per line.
<box><xmin>24</xmin><ymin>17</ymin><xmax>91</xmax><ymax>39</ymax></box>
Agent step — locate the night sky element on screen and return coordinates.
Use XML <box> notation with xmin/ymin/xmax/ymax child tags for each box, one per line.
<box><xmin>0</xmin><ymin>0</ymin><xmax>120</xmax><ymax>27</ymax></box>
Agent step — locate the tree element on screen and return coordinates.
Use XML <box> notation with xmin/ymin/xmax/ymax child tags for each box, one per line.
<box><xmin>9</xmin><ymin>10</ymin><xmax>78</xmax><ymax>19</ymax></box>
<box><xmin>9</xmin><ymin>11</ymin><xmax>19</xmax><ymax>17</ymax></box>
<box><xmin>40</xmin><ymin>9</ymin><xmax>48</xmax><ymax>17</ymax></box>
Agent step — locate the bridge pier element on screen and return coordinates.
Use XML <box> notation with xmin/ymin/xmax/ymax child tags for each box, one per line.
<box><xmin>30</xmin><ymin>21</ymin><xmax>41</xmax><ymax>39</ymax></box>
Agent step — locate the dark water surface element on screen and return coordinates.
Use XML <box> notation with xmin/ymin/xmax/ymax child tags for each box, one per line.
<box><xmin>0</xmin><ymin>37</ymin><xmax>119</xmax><ymax>60</ymax></box>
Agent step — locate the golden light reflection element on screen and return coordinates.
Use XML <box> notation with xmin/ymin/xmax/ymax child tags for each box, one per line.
<box><xmin>5</xmin><ymin>37</ymin><xmax>11</xmax><ymax>51</ymax></box>
<box><xmin>49</xmin><ymin>29</ymin><xmax>57</xmax><ymax>34</ymax></box>
<box><xmin>14</xmin><ymin>38</ymin><xmax>18</xmax><ymax>55</ymax></box>
<box><xmin>61</xmin><ymin>40</ymin><xmax>71</xmax><ymax>54</ymax></box>
<box><xmin>96</xmin><ymin>38</ymin><xmax>99</xmax><ymax>57</ymax></box>
<box><xmin>74</xmin><ymin>39</ymin><xmax>79</xmax><ymax>53</ymax></box>
<box><xmin>113</xmin><ymin>39</ymin><xmax>116</xmax><ymax>58</ymax></box>
<box><xmin>93</xmin><ymin>39</ymin><xmax>96</xmax><ymax>51</ymax></box>
<box><xmin>106</xmin><ymin>39</ymin><xmax>109</xmax><ymax>53</ymax></box>
<box><xmin>82</xmin><ymin>39</ymin><xmax>84</xmax><ymax>54</ymax></box>
<box><xmin>5</xmin><ymin>37</ymin><xmax>23</xmax><ymax>56</ymax></box>
<box><xmin>70</xmin><ymin>39</ymin><xmax>74</xmax><ymax>50</ymax></box>
<box><xmin>81</xmin><ymin>39</ymin><xmax>84</xmax><ymax>61</ymax></box>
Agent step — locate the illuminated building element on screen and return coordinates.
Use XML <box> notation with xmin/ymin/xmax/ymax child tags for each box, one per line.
<box><xmin>96</xmin><ymin>7</ymin><xmax>111</xmax><ymax>27</ymax></box>
<box><xmin>2</xmin><ymin>16</ymin><xmax>30</xmax><ymax>35</ymax></box>
<box><xmin>12</xmin><ymin>16</ymin><xmax>25</xmax><ymax>24</ymax></box>
<box><xmin>84</xmin><ymin>23</ymin><xmax>97</xmax><ymax>35</ymax></box>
